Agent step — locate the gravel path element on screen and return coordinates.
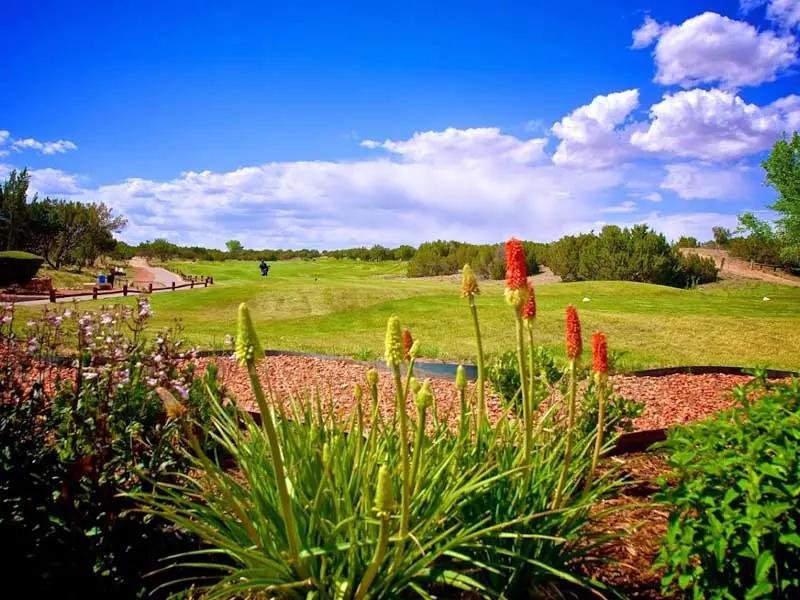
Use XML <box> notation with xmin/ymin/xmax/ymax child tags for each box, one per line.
<box><xmin>130</xmin><ymin>257</ymin><xmax>184</xmax><ymax>287</ymax></box>
<box><xmin>680</xmin><ymin>248</ymin><xmax>800</xmax><ymax>287</ymax></box>
<box><xmin>205</xmin><ymin>355</ymin><xmax>780</xmax><ymax>432</ymax></box>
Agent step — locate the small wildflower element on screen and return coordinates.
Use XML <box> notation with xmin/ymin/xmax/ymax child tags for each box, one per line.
<box><xmin>83</xmin><ymin>370</ymin><xmax>98</xmax><ymax>381</ymax></box>
<box><xmin>63</xmin><ymin>309</ymin><xmax>73</xmax><ymax>318</ymax></box>
<box><xmin>460</xmin><ymin>264</ymin><xmax>480</xmax><ymax>298</ymax></box>
<box><xmin>402</xmin><ymin>329</ymin><xmax>413</xmax><ymax>361</ymax></box>
<box><xmin>384</xmin><ymin>315</ymin><xmax>403</xmax><ymax>366</ymax></box>
<box><xmin>146</xmin><ymin>377</ymin><xmax>158</xmax><ymax>386</ymax></box>
<box><xmin>101</xmin><ymin>314</ymin><xmax>113</xmax><ymax>325</ymax></box>
<box><xmin>27</xmin><ymin>320</ymin><xmax>36</xmax><ymax>327</ymax></box>
<box><xmin>153</xmin><ymin>354</ymin><xmax>163</xmax><ymax>363</ymax></box>
<box><xmin>522</xmin><ymin>282</ymin><xmax>536</xmax><ymax>321</ymax></box>
<box><xmin>173</xmin><ymin>383</ymin><xmax>189</xmax><ymax>400</ymax></box>
<box><xmin>592</xmin><ymin>332</ymin><xmax>608</xmax><ymax>383</ymax></box>
<box><xmin>223</xmin><ymin>334</ymin><xmax>234</xmax><ymax>346</ymax></box>
<box><xmin>0</xmin><ymin>316</ymin><xmax>11</xmax><ymax>325</ymax></box>
<box><xmin>2</xmin><ymin>303</ymin><xmax>12</xmax><ymax>312</ymax></box>
<box><xmin>565</xmin><ymin>305</ymin><xmax>582</xmax><ymax>360</ymax></box>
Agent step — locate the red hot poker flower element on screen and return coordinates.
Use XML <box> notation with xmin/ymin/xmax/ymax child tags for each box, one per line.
<box><xmin>592</xmin><ymin>332</ymin><xmax>608</xmax><ymax>375</ymax></box>
<box><xmin>402</xmin><ymin>329</ymin><xmax>414</xmax><ymax>361</ymax></box>
<box><xmin>565</xmin><ymin>305</ymin><xmax>582</xmax><ymax>360</ymax></box>
<box><xmin>522</xmin><ymin>283</ymin><xmax>536</xmax><ymax>321</ymax></box>
<box><xmin>505</xmin><ymin>238</ymin><xmax>528</xmax><ymax>291</ymax></box>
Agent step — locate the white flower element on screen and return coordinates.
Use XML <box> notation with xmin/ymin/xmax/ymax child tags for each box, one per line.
<box><xmin>146</xmin><ymin>377</ymin><xmax>158</xmax><ymax>386</ymax></box>
<box><xmin>582</xmin><ymin>297</ymin><xmax>591</xmax><ymax>302</ymax></box>
<box><xmin>0</xmin><ymin>316</ymin><xmax>11</xmax><ymax>325</ymax></box>
<box><xmin>101</xmin><ymin>314</ymin><xmax>113</xmax><ymax>325</ymax></box>
<box><xmin>83</xmin><ymin>371</ymin><xmax>98</xmax><ymax>380</ymax></box>
<box><xmin>27</xmin><ymin>320</ymin><xmax>37</xmax><ymax>327</ymax></box>
<box><xmin>63</xmin><ymin>309</ymin><xmax>73</xmax><ymax>318</ymax></box>
<box><xmin>153</xmin><ymin>354</ymin><xmax>163</xmax><ymax>363</ymax></box>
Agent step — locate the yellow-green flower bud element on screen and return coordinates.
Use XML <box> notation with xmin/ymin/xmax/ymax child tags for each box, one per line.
<box><xmin>322</xmin><ymin>442</ymin><xmax>330</xmax><ymax>470</ymax></box>
<box><xmin>414</xmin><ymin>379</ymin><xmax>433</xmax><ymax>410</ymax></box>
<box><xmin>409</xmin><ymin>377</ymin><xmax>421</xmax><ymax>394</ymax></box>
<box><xmin>235</xmin><ymin>303</ymin><xmax>264</xmax><ymax>366</ymax></box>
<box><xmin>375</xmin><ymin>464</ymin><xmax>393</xmax><ymax>514</ymax></box>
<box><xmin>504</xmin><ymin>286</ymin><xmax>530</xmax><ymax>309</ymax></box>
<box><xmin>384</xmin><ymin>314</ymin><xmax>403</xmax><ymax>366</ymax></box>
<box><xmin>409</xmin><ymin>340</ymin><xmax>421</xmax><ymax>359</ymax></box>
<box><xmin>461</xmin><ymin>264</ymin><xmax>480</xmax><ymax>298</ymax></box>
<box><xmin>367</xmin><ymin>368</ymin><xmax>379</xmax><ymax>387</ymax></box>
<box><xmin>455</xmin><ymin>365</ymin><xmax>467</xmax><ymax>391</ymax></box>
<box><xmin>354</xmin><ymin>383</ymin><xmax>363</xmax><ymax>402</ymax></box>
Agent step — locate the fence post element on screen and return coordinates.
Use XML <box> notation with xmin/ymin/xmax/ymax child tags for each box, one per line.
<box><xmin>172</xmin><ymin>281</ymin><xmax>176</xmax><ymax>291</ymax></box>
<box><xmin>148</xmin><ymin>282</ymin><xmax>153</xmax><ymax>294</ymax></box>
<box><xmin>92</xmin><ymin>287</ymin><xmax>98</xmax><ymax>300</ymax></box>
<box><xmin>191</xmin><ymin>280</ymin><xmax>194</xmax><ymax>289</ymax></box>
<box><xmin>49</xmin><ymin>289</ymin><xmax>56</xmax><ymax>303</ymax></box>
<box><xmin>210</xmin><ymin>277</ymin><xmax>214</xmax><ymax>284</ymax></box>
<box><xmin>204</xmin><ymin>279</ymin><xmax>208</xmax><ymax>287</ymax></box>
<box><xmin>122</xmin><ymin>284</ymin><xmax>128</xmax><ymax>297</ymax></box>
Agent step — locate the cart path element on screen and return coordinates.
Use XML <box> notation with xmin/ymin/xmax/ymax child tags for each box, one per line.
<box><xmin>129</xmin><ymin>257</ymin><xmax>184</xmax><ymax>287</ymax></box>
<box><xmin>680</xmin><ymin>248</ymin><xmax>800</xmax><ymax>287</ymax></box>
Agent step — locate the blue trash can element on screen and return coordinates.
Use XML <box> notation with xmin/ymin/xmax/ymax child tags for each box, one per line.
<box><xmin>97</xmin><ymin>274</ymin><xmax>107</xmax><ymax>284</ymax></box>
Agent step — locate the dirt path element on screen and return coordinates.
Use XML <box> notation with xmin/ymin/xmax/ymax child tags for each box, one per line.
<box><xmin>681</xmin><ymin>248</ymin><xmax>800</xmax><ymax>287</ymax></box>
<box><xmin>129</xmin><ymin>257</ymin><xmax>184</xmax><ymax>287</ymax></box>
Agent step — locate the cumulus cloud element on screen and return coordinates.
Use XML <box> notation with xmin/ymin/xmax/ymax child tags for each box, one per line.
<box><xmin>551</xmin><ymin>89</ymin><xmax>641</xmax><ymax>168</ymax></box>
<box><xmin>660</xmin><ymin>163</ymin><xmax>753</xmax><ymax>200</ymax></box>
<box><xmin>12</xmin><ymin>138</ymin><xmax>78</xmax><ymax>155</ymax></box>
<box><xmin>742</xmin><ymin>0</ymin><xmax>800</xmax><ymax>30</ymax></box>
<box><xmin>632</xmin><ymin>16</ymin><xmax>663</xmax><ymax>49</ymax></box>
<box><xmin>361</xmin><ymin>127</ymin><xmax>548</xmax><ymax>166</ymax></box>
<box><xmin>630</xmin><ymin>89</ymin><xmax>800</xmax><ymax>161</ymax></box>
<box><xmin>21</xmin><ymin>128</ymin><xmax>626</xmax><ymax>248</ymax></box>
<box><xmin>637</xmin><ymin>211</ymin><xmax>740</xmax><ymax>242</ymax></box>
<box><xmin>633</xmin><ymin>12</ymin><xmax>798</xmax><ymax>88</ymax></box>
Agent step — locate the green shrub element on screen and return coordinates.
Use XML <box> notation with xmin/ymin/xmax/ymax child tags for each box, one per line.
<box><xmin>679</xmin><ymin>253</ymin><xmax>719</xmax><ymax>287</ymax></box>
<box><xmin>0</xmin><ymin>250</ymin><xmax>44</xmax><ymax>286</ymax></box>
<box><xmin>407</xmin><ymin>239</ymin><xmax>541</xmax><ymax>279</ymax></box>
<box><xmin>655</xmin><ymin>374</ymin><xmax>800</xmax><ymax>600</ymax></box>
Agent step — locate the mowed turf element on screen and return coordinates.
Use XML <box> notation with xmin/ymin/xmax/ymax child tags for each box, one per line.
<box><xmin>20</xmin><ymin>258</ymin><xmax>800</xmax><ymax>371</ymax></box>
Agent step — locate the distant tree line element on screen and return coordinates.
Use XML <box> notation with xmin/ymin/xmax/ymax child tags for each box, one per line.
<box><xmin>0</xmin><ymin>169</ymin><xmax>126</xmax><ymax>269</ymax></box>
<box><xmin>111</xmin><ymin>238</ymin><xmax>418</xmax><ymax>263</ymax></box>
<box><xmin>406</xmin><ymin>240</ymin><xmax>543</xmax><ymax>279</ymax></box>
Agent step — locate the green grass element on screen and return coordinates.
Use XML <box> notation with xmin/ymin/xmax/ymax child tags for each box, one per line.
<box><xmin>17</xmin><ymin>258</ymin><xmax>800</xmax><ymax>371</ymax></box>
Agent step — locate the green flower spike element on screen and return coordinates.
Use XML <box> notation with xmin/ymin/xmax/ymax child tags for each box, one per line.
<box><xmin>455</xmin><ymin>365</ymin><xmax>467</xmax><ymax>392</ymax></box>
<box><xmin>375</xmin><ymin>464</ymin><xmax>393</xmax><ymax>514</ymax></box>
<box><xmin>409</xmin><ymin>377</ymin><xmax>422</xmax><ymax>395</ymax></box>
<box><xmin>367</xmin><ymin>368</ymin><xmax>379</xmax><ymax>387</ymax></box>
<box><xmin>235</xmin><ymin>303</ymin><xmax>264</xmax><ymax>366</ymax></box>
<box><xmin>384</xmin><ymin>314</ymin><xmax>404</xmax><ymax>366</ymax></box>
<box><xmin>409</xmin><ymin>339</ymin><xmax>421</xmax><ymax>359</ymax></box>
<box><xmin>414</xmin><ymin>379</ymin><xmax>433</xmax><ymax>410</ymax></box>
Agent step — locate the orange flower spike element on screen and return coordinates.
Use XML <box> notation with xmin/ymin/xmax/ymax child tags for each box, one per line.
<box><xmin>522</xmin><ymin>282</ymin><xmax>536</xmax><ymax>321</ymax></box>
<box><xmin>504</xmin><ymin>238</ymin><xmax>530</xmax><ymax>308</ymax></box>
<box><xmin>565</xmin><ymin>304</ymin><xmax>582</xmax><ymax>360</ymax></box>
<box><xmin>402</xmin><ymin>328</ymin><xmax>413</xmax><ymax>362</ymax></box>
<box><xmin>592</xmin><ymin>332</ymin><xmax>608</xmax><ymax>376</ymax></box>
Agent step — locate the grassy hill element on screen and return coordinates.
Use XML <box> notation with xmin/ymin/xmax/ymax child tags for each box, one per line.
<box><xmin>17</xmin><ymin>258</ymin><xmax>800</xmax><ymax>371</ymax></box>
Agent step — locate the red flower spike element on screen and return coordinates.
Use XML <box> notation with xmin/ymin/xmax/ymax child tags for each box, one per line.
<box><xmin>565</xmin><ymin>305</ymin><xmax>582</xmax><ymax>360</ymax></box>
<box><xmin>402</xmin><ymin>328</ymin><xmax>413</xmax><ymax>361</ymax></box>
<box><xmin>505</xmin><ymin>238</ymin><xmax>528</xmax><ymax>291</ymax></box>
<box><xmin>592</xmin><ymin>332</ymin><xmax>608</xmax><ymax>375</ymax></box>
<box><xmin>522</xmin><ymin>283</ymin><xmax>536</xmax><ymax>321</ymax></box>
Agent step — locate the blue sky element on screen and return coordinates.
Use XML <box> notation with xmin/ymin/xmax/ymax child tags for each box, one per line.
<box><xmin>2</xmin><ymin>0</ymin><xmax>799</xmax><ymax>248</ymax></box>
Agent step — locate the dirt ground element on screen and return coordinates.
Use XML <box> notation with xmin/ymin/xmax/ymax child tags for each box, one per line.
<box><xmin>681</xmin><ymin>247</ymin><xmax>800</xmax><ymax>287</ymax></box>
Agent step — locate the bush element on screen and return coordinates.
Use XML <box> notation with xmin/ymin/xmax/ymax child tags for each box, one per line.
<box><xmin>679</xmin><ymin>253</ymin><xmax>719</xmax><ymax>287</ymax></box>
<box><xmin>655</xmin><ymin>374</ymin><xmax>800</xmax><ymax>599</ymax></box>
<box><xmin>0</xmin><ymin>250</ymin><xmax>44</xmax><ymax>286</ymax></box>
<box><xmin>407</xmin><ymin>239</ymin><xmax>541</xmax><ymax>279</ymax></box>
<box><xmin>0</xmin><ymin>299</ymin><xmax>228</xmax><ymax>599</ymax></box>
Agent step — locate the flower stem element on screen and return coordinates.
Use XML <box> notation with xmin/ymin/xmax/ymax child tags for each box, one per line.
<box><xmin>353</xmin><ymin>513</ymin><xmax>390</xmax><ymax>600</ymax></box>
<box><xmin>526</xmin><ymin>321</ymin><xmax>537</xmax><ymax>431</ymax></box>
<box><xmin>468</xmin><ymin>295</ymin><xmax>486</xmax><ymax>439</ymax></box>
<box><xmin>247</xmin><ymin>363</ymin><xmax>306</xmax><ymax>578</ymax></box>
<box><xmin>514</xmin><ymin>311</ymin><xmax>532</xmax><ymax>464</ymax></box>
<box><xmin>410</xmin><ymin>403</ymin><xmax>427</xmax><ymax>495</ymax></box>
<box><xmin>392</xmin><ymin>364</ymin><xmax>411</xmax><ymax>558</ymax></box>
<box><xmin>554</xmin><ymin>359</ymin><xmax>577</xmax><ymax>509</ymax></box>
<box><xmin>584</xmin><ymin>377</ymin><xmax>606</xmax><ymax>494</ymax></box>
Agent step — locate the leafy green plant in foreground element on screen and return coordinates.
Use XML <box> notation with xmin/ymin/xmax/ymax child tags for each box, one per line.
<box><xmin>138</xmin><ymin>238</ymin><xmax>628</xmax><ymax>599</ymax></box>
<box><xmin>655</xmin><ymin>374</ymin><xmax>800</xmax><ymax>600</ymax></box>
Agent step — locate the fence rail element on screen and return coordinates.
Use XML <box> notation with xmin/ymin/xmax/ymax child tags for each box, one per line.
<box><xmin>1</xmin><ymin>277</ymin><xmax>214</xmax><ymax>304</ymax></box>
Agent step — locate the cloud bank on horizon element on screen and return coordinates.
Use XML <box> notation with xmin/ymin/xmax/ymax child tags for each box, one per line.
<box><xmin>2</xmin><ymin>1</ymin><xmax>799</xmax><ymax>250</ymax></box>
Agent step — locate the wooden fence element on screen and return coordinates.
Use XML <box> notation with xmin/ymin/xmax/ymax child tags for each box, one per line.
<box><xmin>2</xmin><ymin>277</ymin><xmax>214</xmax><ymax>304</ymax></box>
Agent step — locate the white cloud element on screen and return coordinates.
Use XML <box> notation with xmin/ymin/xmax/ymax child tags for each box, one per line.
<box><xmin>660</xmin><ymin>163</ymin><xmax>753</xmax><ymax>200</ymax></box>
<box><xmin>637</xmin><ymin>211</ymin><xmax>740</xmax><ymax>242</ymax></box>
<box><xmin>24</xmin><ymin>128</ymin><xmax>626</xmax><ymax>248</ymax></box>
<box><xmin>12</xmin><ymin>138</ymin><xmax>78</xmax><ymax>155</ymax></box>
<box><xmin>632</xmin><ymin>16</ymin><xmax>663</xmax><ymax>49</ymax></box>
<box><xmin>742</xmin><ymin>0</ymin><xmax>800</xmax><ymax>30</ymax></box>
<box><xmin>600</xmin><ymin>200</ymin><xmax>637</xmax><ymax>213</ymax></box>
<box><xmin>361</xmin><ymin>127</ymin><xmax>548</xmax><ymax>166</ymax></box>
<box><xmin>28</xmin><ymin>168</ymin><xmax>83</xmax><ymax>196</ymax></box>
<box><xmin>551</xmin><ymin>89</ymin><xmax>641</xmax><ymax>168</ymax></box>
<box><xmin>635</xmin><ymin>12</ymin><xmax>798</xmax><ymax>88</ymax></box>
<box><xmin>630</xmin><ymin>89</ymin><xmax>800</xmax><ymax>161</ymax></box>
<box><xmin>0</xmin><ymin>131</ymin><xmax>9</xmax><ymax>145</ymax></box>
<box><xmin>646</xmin><ymin>192</ymin><xmax>663</xmax><ymax>202</ymax></box>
